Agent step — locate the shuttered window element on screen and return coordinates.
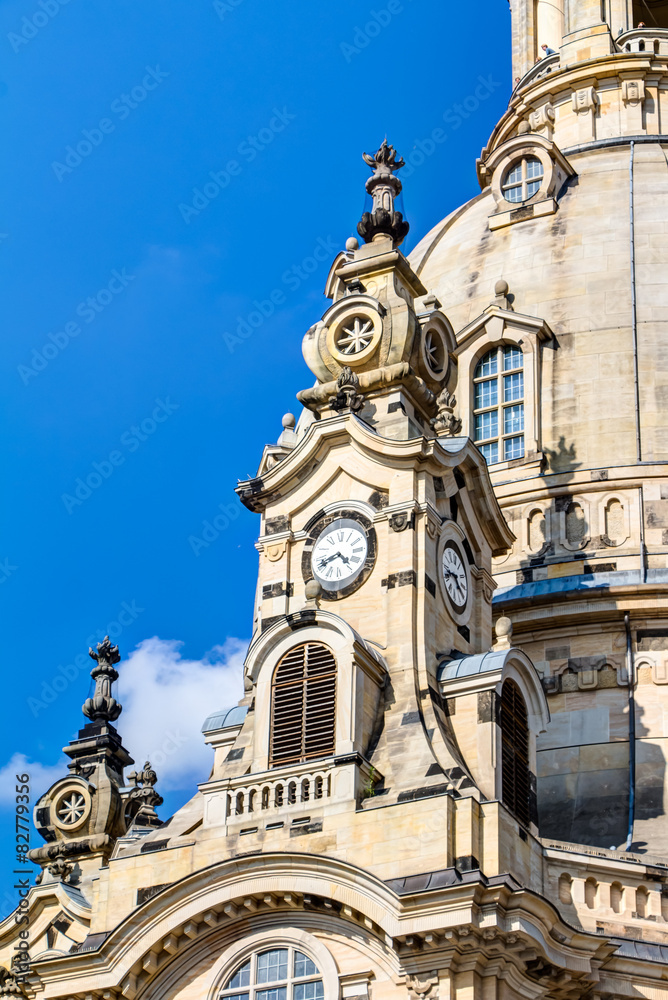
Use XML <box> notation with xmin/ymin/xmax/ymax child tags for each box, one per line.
<box><xmin>500</xmin><ymin>679</ymin><xmax>530</xmax><ymax>826</ymax></box>
<box><xmin>270</xmin><ymin>643</ymin><xmax>336</xmax><ymax>768</ymax></box>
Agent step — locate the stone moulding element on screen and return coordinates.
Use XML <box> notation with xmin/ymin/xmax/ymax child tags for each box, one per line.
<box><xmin>19</xmin><ymin>853</ymin><xmax>619</xmax><ymax>1000</ymax></box>
<box><xmin>297</xmin><ymin>362</ymin><xmax>437</xmax><ymax>415</ymax></box>
<box><xmin>235</xmin><ymin>413</ymin><xmax>514</xmax><ymax>556</ymax></box>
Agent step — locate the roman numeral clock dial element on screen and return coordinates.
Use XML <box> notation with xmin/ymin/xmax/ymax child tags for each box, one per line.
<box><xmin>304</xmin><ymin>512</ymin><xmax>377</xmax><ymax>600</ymax></box>
<box><xmin>441</xmin><ymin>539</ymin><xmax>469</xmax><ymax>615</ymax></box>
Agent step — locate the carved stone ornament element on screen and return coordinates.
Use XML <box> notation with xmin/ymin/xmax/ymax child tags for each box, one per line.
<box><xmin>265</xmin><ymin>540</ymin><xmax>288</xmax><ymax>562</ymax></box>
<box><xmin>431</xmin><ymin>388</ymin><xmax>462</xmax><ymax>436</ymax></box>
<box><xmin>83</xmin><ymin>636</ymin><xmax>122</xmax><ymax>723</ymax></box>
<box><xmin>622</xmin><ymin>79</ymin><xmax>645</xmax><ymax>105</ymax></box>
<box><xmin>572</xmin><ymin>87</ymin><xmax>599</xmax><ymax>113</ymax></box>
<box><xmin>405</xmin><ymin>973</ymin><xmax>438</xmax><ymax>1000</ymax></box>
<box><xmin>357</xmin><ymin>140</ymin><xmax>410</xmax><ymax>247</ymax></box>
<box><xmin>47</xmin><ymin>853</ymin><xmax>73</xmax><ymax>881</ymax></box>
<box><xmin>0</xmin><ymin>968</ymin><xmax>26</xmax><ymax>999</ymax></box>
<box><xmin>330</xmin><ymin>366</ymin><xmax>365</xmax><ymax>413</ymax></box>
<box><xmin>126</xmin><ymin>761</ymin><xmax>163</xmax><ymax>828</ymax></box>
<box><xmin>528</xmin><ymin>103</ymin><xmax>555</xmax><ymax>133</ymax></box>
<box><xmin>389</xmin><ymin>512</ymin><xmax>414</xmax><ymax>532</ymax></box>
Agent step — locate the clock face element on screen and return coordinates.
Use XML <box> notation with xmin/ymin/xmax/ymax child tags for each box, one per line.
<box><xmin>312</xmin><ymin>518</ymin><xmax>368</xmax><ymax>592</ymax></box>
<box><xmin>441</xmin><ymin>541</ymin><xmax>469</xmax><ymax>612</ymax></box>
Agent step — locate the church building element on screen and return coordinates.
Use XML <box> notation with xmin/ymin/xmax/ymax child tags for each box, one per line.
<box><xmin>3</xmin><ymin>1</ymin><xmax>668</xmax><ymax>997</ymax></box>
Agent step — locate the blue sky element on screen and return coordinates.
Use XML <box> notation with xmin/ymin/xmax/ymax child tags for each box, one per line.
<box><xmin>0</xmin><ymin>0</ymin><xmax>511</xmax><ymax>902</ymax></box>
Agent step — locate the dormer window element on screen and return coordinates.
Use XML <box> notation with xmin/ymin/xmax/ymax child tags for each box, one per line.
<box><xmin>473</xmin><ymin>346</ymin><xmax>525</xmax><ymax>464</ymax></box>
<box><xmin>502</xmin><ymin>156</ymin><xmax>544</xmax><ymax>203</ymax></box>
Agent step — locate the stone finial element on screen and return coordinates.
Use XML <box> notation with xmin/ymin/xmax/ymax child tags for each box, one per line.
<box><xmin>278</xmin><ymin>413</ymin><xmax>298</xmax><ymax>450</ymax></box>
<box><xmin>304</xmin><ymin>579</ymin><xmax>322</xmax><ymax>609</ymax></box>
<box><xmin>357</xmin><ymin>140</ymin><xmax>410</xmax><ymax>248</ymax></box>
<box><xmin>330</xmin><ymin>367</ymin><xmax>365</xmax><ymax>413</ymax></box>
<box><xmin>494</xmin><ymin>616</ymin><xmax>513</xmax><ymax>650</ymax></box>
<box><xmin>345</xmin><ymin>236</ymin><xmax>359</xmax><ymax>253</ymax></box>
<box><xmin>82</xmin><ymin>636</ymin><xmax>122</xmax><ymax>724</ymax></box>
<box><xmin>494</xmin><ymin>279</ymin><xmax>512</xmax><ymax>310</ymax></box>
<box><xmin>431</xmin><ymin>388</ymin><xmax>462</xmax><ymax>436</ymax></box>
<box><xmin>126</xmin><ymin>760</ymin><xmax>163</xmax><ymax>828</ymax></box>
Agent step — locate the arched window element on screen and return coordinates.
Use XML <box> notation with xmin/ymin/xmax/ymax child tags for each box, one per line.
<box><xmin>500</xmin><ymin>679</ymin><xmax>530</xmax><ymax>826</ymax></box>
<box><xmin>221</xmin><ymin>948</ymin><xmax>324</xmax><ymax>1000</ymax></box>
<box><xmin>270</xmin><ymin>643</ymin><xmax>336</xmax><ymax>768</ymax></box>
<box><xmin>501</xmin><ymin>157</ymin><xmax>544</xmax><ymax>203</ymax></box>
<box><xmin>473</xmin><ymin>346</ymin><xmax>524</xmax><ymax>465</ymax></box>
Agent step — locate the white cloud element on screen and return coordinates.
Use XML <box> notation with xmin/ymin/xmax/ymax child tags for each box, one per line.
<box><xmin>0</xmin><ymin>753</ymin><xmax>67</xmax><ymax>807</ymax></box>
<box><xmin>118</xmin><ymin>636</ymin><xmax>247</xmax><ymax>790</ymax></box>
<box><xmin>0</xmin><ymin>636</ymin><xmax>247</xmax><ymax>808</ymax></box>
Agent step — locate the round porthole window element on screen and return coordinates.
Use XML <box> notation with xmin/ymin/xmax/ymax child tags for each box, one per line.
<box><xmin>502</xmin><ymin>157</ymin><xmax>544</xmax><ymax>204</ymax></box>
<box><xmin>326</xmin><ymin>309</ymin><xmax>383</xmax><ymax>366</ymax></box>
<box><xmin>52</xmin><ymin>784</ymin><xmax>91</xmax><ymax>831</ymax></box>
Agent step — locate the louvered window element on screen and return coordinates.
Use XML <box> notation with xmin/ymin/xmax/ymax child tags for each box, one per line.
<box><xmin>270</xmin><ymin>643</ymin><xmax>336</xmax><ymax>768</ymax></box>
<box><xmin>500</xmin><ymin>679</ymin><xmax>530</xmax><ymax>826</ymax></box>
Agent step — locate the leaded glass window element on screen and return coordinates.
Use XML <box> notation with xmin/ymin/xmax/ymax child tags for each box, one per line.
<box><xmin>473</xmin><ymin>346</ymin><xmax>525</xmax><ymax>465</ymax></box>
<box><xmin>221</xmin><ymin>949</ymin><xmax>324</xmax><ymax>1000</ymax></box>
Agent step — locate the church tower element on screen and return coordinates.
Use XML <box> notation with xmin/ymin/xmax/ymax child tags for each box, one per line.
<box><xmin>3</xmin><ymin>3</ymin><xmax>668</xmax><ymax>999</ymax></box>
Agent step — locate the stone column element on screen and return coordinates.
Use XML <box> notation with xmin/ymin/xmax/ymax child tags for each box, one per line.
<box><xmin>567</xmin><ymin>0</ymin><xmax>605</xmax><ymax>32</ymax></box>
<box><xmin>536</xmin><ymin>0</ymin><xmax>565</xmax><ymax>51</ymax></box>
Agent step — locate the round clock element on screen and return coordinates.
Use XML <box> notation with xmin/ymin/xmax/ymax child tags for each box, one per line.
<box><xmin>302</xmin><ymin>509</ymin><xmax>377</xmax><ymax>601</ymax></box>
<box><xmin>441</xmin><ymin>540</ymin><xmax>469</xmax><ymax>613</ymax></box>
<box><xmin>312</xmin><ymin>518</ymin><xmax>368</xmax><ymax>591</ymax></box>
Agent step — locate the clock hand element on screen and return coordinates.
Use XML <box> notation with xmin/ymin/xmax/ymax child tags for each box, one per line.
<box><xmin>318</xmin><ymin>553</ymin><xmax>340</xmax><ymax>569</ymax></box>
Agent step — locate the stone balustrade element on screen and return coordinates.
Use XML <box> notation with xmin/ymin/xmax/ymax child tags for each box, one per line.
<box><xmin>556</xmin><ymin>871</ymin><xmax>668</xmax><ymax>924</ymax></box>
<box><xmin>225</xmin><ymin>764</ymin><xmax>334</xmax><ymax>823</ymax></box>
<box><xmin>617</xmin><ymin>27</ymin><xmax>668</xmax><ymax>56</ymax></box>
<box><xmin>200</xmin><ymin>754</ymin><xmax>381</xmax><ymax>831</ymax></box>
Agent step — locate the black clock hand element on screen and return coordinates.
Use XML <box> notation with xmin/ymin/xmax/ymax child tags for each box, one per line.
<box><xmin>318</xmin><ymin>552</ymin><xmax>340</xmax><ymax>569</ymax></box>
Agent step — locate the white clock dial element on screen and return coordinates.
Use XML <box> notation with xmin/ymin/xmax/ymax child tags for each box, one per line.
<box><xmin>442</xmin><ymin>542</ymin><xmax>468</xmax><ymax>610</ymax></box>
<box><xmin>312</xmin><ymin>518</ymin><xmax>368</xmax><ymax>592</ymax></box>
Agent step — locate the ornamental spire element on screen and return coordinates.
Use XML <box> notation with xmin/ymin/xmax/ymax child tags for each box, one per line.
<box><xmin>357</xmin><ymin>139</ymin><xmax>410</xmax><ymax>248</ymax></box>
<box><xmin>82</xmin><ymin>635</ymin><xmax>122</xmax><ymax>724</ymax></box>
